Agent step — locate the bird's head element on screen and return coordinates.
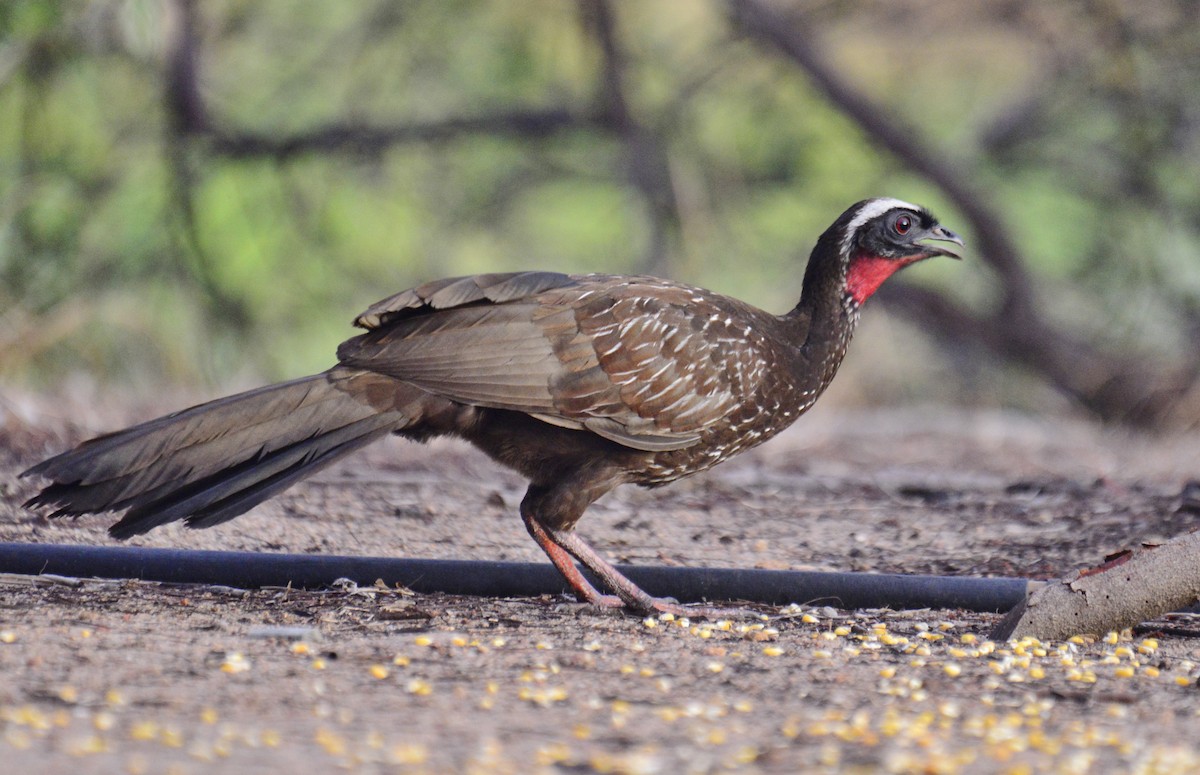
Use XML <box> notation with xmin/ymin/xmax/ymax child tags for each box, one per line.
<box><xmin>818</xmin><ymin>197</ymin><xmax>964</xmax><ymax>308</ymax></box>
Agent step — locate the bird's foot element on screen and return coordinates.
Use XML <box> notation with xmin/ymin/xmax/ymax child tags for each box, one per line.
<box><xmin>571</xmin><ymin>592</ymin><xmax>758</xmax><ymax>620</ymax></box>
<box><xmin>525</xmin><ymin>514</ymin><xmax>763</xmax><ymax>620</ymax></box>
<box><xmin>638</xmin><ymin>599</ymin><xmax>764</xmax><ymax>621</ymax></box>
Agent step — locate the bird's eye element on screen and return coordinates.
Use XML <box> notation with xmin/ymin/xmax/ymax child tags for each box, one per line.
<box><xmin>894</xmin><ymin>215</ymin><xmax>912</xmax><ymax>235</ymax></box>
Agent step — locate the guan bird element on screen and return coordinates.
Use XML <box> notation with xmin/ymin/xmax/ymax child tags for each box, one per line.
<box><xmin>23</xmin><ymin>197</ymin><xmax>963</xmax><ymax>615</ymax></box>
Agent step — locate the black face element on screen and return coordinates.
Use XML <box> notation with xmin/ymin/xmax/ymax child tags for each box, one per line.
<box><xmin>859</xmin><ymin>208</ymin><xmax>964</xmax><ymax>261</ymax></box>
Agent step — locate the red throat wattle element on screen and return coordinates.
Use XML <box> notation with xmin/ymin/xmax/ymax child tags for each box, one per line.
<box><xmin>845</xmin><ymin>253</ymin><xmax>920</xmax><ymax>306</ymax></box>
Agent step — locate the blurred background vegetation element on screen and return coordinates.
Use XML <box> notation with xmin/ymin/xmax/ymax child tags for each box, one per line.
<box><xmin>1</xmin><ymin>0</ymin><xmax>1198</xmax><ymax>427</ymax></box>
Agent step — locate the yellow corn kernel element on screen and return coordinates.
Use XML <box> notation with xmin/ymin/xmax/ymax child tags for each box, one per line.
<box><xmin>405</xmin><ymin>679</ymin><xmax>432</xmax><ymax>696</ymax></box>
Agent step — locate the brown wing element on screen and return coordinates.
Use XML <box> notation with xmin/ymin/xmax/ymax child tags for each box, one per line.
<box><xmin>352</xmin><ymin>272</ymin><xmax>576</xmax><ymax>330</ymax></box>
<box><xmin>337</xmin><ymin>272</ymin><xmax>769</xmax><ymax>451</ymax></box>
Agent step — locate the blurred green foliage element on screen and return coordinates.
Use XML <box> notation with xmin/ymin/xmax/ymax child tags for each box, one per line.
<box><xmin>1</xmin><ymin>0</ymin><xmax>1198</xmax><ymax>412</ymax></box>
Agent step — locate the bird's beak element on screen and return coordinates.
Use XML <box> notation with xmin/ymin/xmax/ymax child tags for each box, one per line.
<box><xmin>917</xmin><ymin>226</ymin><xmax>965</xmax><ymax>260</ymax></box>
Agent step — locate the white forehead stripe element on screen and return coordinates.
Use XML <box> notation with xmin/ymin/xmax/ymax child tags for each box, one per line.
<box><xmin>841</xmin><ymin>197</ymin><xmax>921</xmax><ymax>256</ymax></box>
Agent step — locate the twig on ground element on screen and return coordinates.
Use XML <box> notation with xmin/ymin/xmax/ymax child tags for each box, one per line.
<box><xmin>992</xmin><ymin>530</ymin><xmax>1200</xmax><ymax>641</ymax></box>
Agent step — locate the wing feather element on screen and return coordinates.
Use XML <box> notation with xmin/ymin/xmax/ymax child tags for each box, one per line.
<box><xmin>340</xmin><ymin>273</ymin><xmax>772</xmax><ymax>451</ymax></box>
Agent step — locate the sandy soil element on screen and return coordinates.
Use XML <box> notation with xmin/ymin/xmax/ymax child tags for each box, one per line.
<box><xmin>1</xmin><ymin>397</ymin><xmax>1199</xmax><ymax>774</ymax></box>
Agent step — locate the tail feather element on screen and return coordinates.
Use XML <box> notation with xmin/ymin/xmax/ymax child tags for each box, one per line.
<box><xmin>42</xmin><ymin>390</ymin><xmax>380</xmax><ymax>512</ymax></box>
<box><xmin>26</xmin><ymin>374</ymin><xmax>366</xmax><ymax>488</ymax></box>
<box><xmin>22</xmin><ymin>369</ymin><xmax>409</xmax><ymax>537</ymax></box>
<box><xmin>109</xmin><ymin>416</ymin><xmax>396</xmax><ymax>538</ymax></box>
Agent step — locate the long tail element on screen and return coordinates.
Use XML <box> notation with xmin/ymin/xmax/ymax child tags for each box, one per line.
<box><xmin>22</xmin><ymin>368</ymin><xmax>409</xmax><ymax>539</ymax></box>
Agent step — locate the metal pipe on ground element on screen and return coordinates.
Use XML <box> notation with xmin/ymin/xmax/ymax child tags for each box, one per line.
<box><xmin>0</xmin><ymin>542</ymin><xmax>1029</xmax><ymax>613</ymax></box>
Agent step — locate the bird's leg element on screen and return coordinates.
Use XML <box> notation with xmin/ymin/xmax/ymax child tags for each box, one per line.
<box><xmin>525</xmin><ymin>510</ymin><xmax>750</xmax><ymax>618</ymax></box>
<box><xmin>521</xmin><ymin>508</ymin><xmax>622</xmax><ymax>608</ymax></box>
<box><xmin>540</xmin><ymin>523</ymin><xmax>670</xmax><ymax>614</ymax></box>
<box><xmin>520</xmin><ymin>484</ymin><xmax>755</xmax><ymax>618</ymax></box>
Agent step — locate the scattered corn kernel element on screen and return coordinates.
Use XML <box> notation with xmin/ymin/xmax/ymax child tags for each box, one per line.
<box><xmin>130</xmin><ymin>721</ymin><xmax>159</xmax><ymax>741</ymax></box>
<box><xmin>160</xmin><ymin>726</ymin><xmax>184</xmax><ymax>748</ymax></box>
<box><xmin>389</xmin><ymin>743</ymin><xmax>429</xmax><ymax>766</ymax></box>
<box><xmin>406</xmin><ymin>679</ymin><xmax>432</xmax><ymax>696</ymax></box>
<box><xmin>369</xmin><ymin>664</ymin><xmax>390</xmax><ymax>680</ymax></box>
<box><xmin>93</xmin><ymin>712</ymin><xmax>116</xmax><ymax>732</ymax></box>
<box><xmin>67</xmin><ymin>734</ymin><xmax>109</xmax><ymax>755</ymax></box>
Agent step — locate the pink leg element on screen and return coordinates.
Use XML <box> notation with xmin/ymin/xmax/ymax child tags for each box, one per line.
<box><xmin>522</xmin><ymin>507</ymin><xmax>622</xmax><ymax>608</ymax></box>
<box><xmin>523</xmin><ymin>509</ymin><xmax>753</xmax><ymax>618</ymax></box>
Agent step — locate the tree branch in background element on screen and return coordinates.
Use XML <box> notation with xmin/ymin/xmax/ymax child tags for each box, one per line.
<box><xmin>163</xmin><ymin>0</ymin><xmax>252</xmax><ymax>330</ymax></box>
<box><xmin>163</xmin><ymin>0</ymin><xmax>209</xmax><ymax>136</ymax></box>
<box><xmin>208</xmin><ymin>109</ymin><xmax>611</xmax><ymax>160</ymax></box>
<box><xmin>161</xmin><ymin>5</ymin><xmax>612</xmax><ymax>160</ymax></box>
<box><xmin>727</xmin><ymin>0</ymin><xmax>1193</xmax><ymax>426</ymax></box>
<box><xmin>162</xmin><ymin>3</ymin><xmax>614</xmax><ymax>161</ymax></box>
<box><xmin>578</xmin><ymin>0</ymin><xmax>679</xmax><ymax>277</ymax></box>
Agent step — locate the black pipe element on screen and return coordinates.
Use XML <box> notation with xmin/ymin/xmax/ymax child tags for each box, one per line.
<box><xmin>0</xmin><ymin>542</ymin><xmax>1029</xmax><ymax>612</ymax></box>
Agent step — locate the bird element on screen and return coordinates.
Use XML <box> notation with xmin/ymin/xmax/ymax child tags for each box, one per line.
<box><xmin>22</xmin><ymin>197</ymin><xmax>963</xmax><ymax>615</ymax></box>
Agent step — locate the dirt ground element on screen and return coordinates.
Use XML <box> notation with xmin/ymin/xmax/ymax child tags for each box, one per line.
<box><xmin>2</xmin><ymin>396</ymin><xmax>1200</xmax><ymax>774</ymax></box>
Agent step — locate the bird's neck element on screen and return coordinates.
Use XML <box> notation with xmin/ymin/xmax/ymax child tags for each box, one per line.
<box><xmin>784</xmin><ymin>239</ymin><xmax>868</xmax><ymax>397</ymax></box>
